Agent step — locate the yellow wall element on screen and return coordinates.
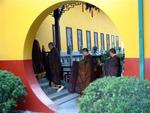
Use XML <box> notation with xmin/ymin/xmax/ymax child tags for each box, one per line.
<box><xmin>35</xmin><ymin>16</ymin><xmax>54</xmax><ymax>51</ymax></box>
<box><xmin>0</xmin><ymin>0</ymin><xmax>141</xmax><ymax>60</ymax></box>
<box><xmin>144</xmin><ymin>0</ymin><xmax>150</xmax><ymax>58</ymax></box>
<box><xmin>35</xmin><ymin>5</ymin><xmax>121</xmax><ymax>52</ymax></box>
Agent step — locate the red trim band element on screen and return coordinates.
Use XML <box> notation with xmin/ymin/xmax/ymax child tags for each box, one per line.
<box><xmin>0</xmin><ymin>58</ymin><xmax>149</xmax><ymax>112</ymax></box>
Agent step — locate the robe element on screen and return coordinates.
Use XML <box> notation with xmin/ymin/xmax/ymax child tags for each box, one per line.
<box><xmin>106</xmin><ymin>55</ymin><xmax>121</xmax><ymax>77</ymax></box>
<box><xmin>42</xmin><ymin>51</ymin><xmax>51</xmax><ymax>81</ymax></box>
<box><xmin>75</xmin><ymin>54</ymin><xmax>94</xmax><ymax>94</ymax></box>
<box><xmin>32</xmin><ymin>40</ymin><xmax>45</xmax><ymax>77</ymax></box>
<box><xmin>47</xmin><ymin>47</ymin><xmax>62</xmax><ymax>85</ymax></box>
<box><xmin>93</xmin><ymin>64</ymin><xmax>103</xmax><ymax>79</ymax></box>
<box><xmin>68</xmin><ymin>61</ymin><xmax>79</xmax><ymax>93</ymax></box>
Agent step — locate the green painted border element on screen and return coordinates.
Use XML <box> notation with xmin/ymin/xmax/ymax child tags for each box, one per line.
<box><xmin>138</xmin><ymin>0</ymin><xmax>145</xmax><ymax>80</ymax></box>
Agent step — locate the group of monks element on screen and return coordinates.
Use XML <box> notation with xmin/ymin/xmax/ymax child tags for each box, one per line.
<box><xmin>68</xmin><ymin>48</ymin><xmax>121</xmax><ymax>94</ymax></box>
<box><xmin>32</xmin><ymin>40</ymin><xmax>121</xmax><ymax>94</ymax></box>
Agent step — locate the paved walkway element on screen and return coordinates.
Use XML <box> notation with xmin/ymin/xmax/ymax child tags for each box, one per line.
<box><xmin>56</xmin><ymin>98</ymin><xmax>79</xmax><ymax>113</ymax></box>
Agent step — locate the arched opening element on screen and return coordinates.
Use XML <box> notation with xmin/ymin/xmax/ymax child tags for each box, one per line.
<box><xmin>23</xmin><ymin>1</ymin><xmax>125</xmax><ymax>112</ymax></box>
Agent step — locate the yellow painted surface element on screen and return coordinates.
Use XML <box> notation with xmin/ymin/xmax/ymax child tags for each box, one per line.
<box><xmin>36</xmin><ymin>5</ymin><xmax>120</xmax><ymax>52</ymax></box>
<box><xmin>35</xmin><ymin>16</ymin><xmax>54</xmax><ymax>51</ymax></box>
<box><xmin>144</xmin><ymin>0</ymin><xmax>150</xmax><ymax>58</ymax></box>
<box><xmin>0</xmin><ymin>0</ymin><xmax>140</xmax><ymax>60</ymax></box>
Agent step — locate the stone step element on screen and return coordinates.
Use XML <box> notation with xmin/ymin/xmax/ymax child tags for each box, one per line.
<box><xmin>38</xmin><ymin>79</ymin><xmax>70</xmax><ymax>101</ymax></box>
<box><xmin>42</xmin><ymin>86</ymin><xmax>57</xmax><ymax>96</ymax></box>
<box><xmin>41</xmin><ymin>83</ymin><xmax>50</xmax><ymax>90</ymax></box>
<box><xmin>40</xmin><ymin>83</ymin><xmax>68</xmax><ymax>97</ymax></box>
<box><xmin>48</xmin><ymin>89</ymin><xmax>69</xmax><ymax>100</ymax></box>
<box><xmin>56</xmin><ymin>98</ymin><xmax>79</xmax><ymax>113</ymax></box>
<box><xmin>38</xmin><ymin>78</ymin><xmax>48</xmax><ymax>84</ymax></box>
<box><xmin>40</xmin><ymin>82</ymin><xmax>49</xmax><ymax>87</ymax></box>
<box><xmin>54</xmin><ymin>93</ymin><xmax>79</xmax><ymax>105</ymax></box>
<box><xmin>39</xmin><ymin>79</ymin><xmax>67</xmax><ymax>88</ymax></box>
<box><xmin>38</xmin><ymin>78</ymin><xmax>79</xmax><ymax>106</ymax></box>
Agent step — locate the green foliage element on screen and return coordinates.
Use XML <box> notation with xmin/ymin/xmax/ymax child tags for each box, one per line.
<box><xmin>0</xmin><ymin>70</ymin><xmax>27</xmax><ymax>113</ymax></box>
<box><xmin>79</xmin><ymin>77</ymin><xmax>150</xmax><ymax>113</ymax></box>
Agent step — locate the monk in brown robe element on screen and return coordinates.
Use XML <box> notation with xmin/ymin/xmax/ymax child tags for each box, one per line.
<box><xmin>93</xmin><ymin>58</ymin><xmax>103</xmax><ymax>79</ymax></box>
<box><xmin>68</xmin><ymin>61</ymin><xmax>79</xmax><ymax>93</ymax></box>
<box><xmin>47</xmin><ymin>42</ymin><xmax>64</xmax><ymax>92</ymax></box>
<box><xmin>42</xmin><ymin>45</ymin><xmax>52</xmax><ymax>81</ymax></box>
<box><xmin>32</xmin><ymin>40</ymin><xmax>45</xmax><ymax>78</ymax></box>
<box><xmin>75</xmin><ymin>48</ymin><xmax>94</xmax><ymax>94</ymax></box>
<box><xmin>106</xmin><ymin>48</ymin><xmax>121</xmax><ymax>77</ymax></box>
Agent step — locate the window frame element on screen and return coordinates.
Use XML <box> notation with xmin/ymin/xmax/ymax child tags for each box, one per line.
<box><xmin>86</xmin><ymin>30</ymin><xmax>91</xmax><ymax>50</ymax></box>
<box><xmin>77</xmin><ymin>29</ymin><xmax>83</xmax><ymax>51</ymax></box>
<box><xmin>94</xmin><ymin>32</ymin><xmax>99</xmax><ymax>50</ymax></box>
<box><xmin>100</xmin><ymin>33</ymin><xmax>105</xmax><ymax>50</ymax></box>
<box><xmin>111</xmin><ymin>35</ymin><xmax>115</xmax><ymax>48</ymax></box>
<box><xmin>116</xmin><ymin>36</ymin><xmax>119</xmax><ymax>49</ymax></box>
<box><xmin>66</xmin><ymin>27</ymin><xmax>73</xmax><ymax>51</ymax></box>
<box><xmin>106</xmin><ymin>34</ymin><xmax>110</xmax><ymax>50</ymax></box>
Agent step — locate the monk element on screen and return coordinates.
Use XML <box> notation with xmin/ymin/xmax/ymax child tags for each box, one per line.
<box><xmin>47</xmin><ymin>42</ymin><xmax>64</xmax><ymax>92</ymax></box>
<box><xmin>68</xmin><ymin>61</ymin><xmax>79</xmax><ymax>93</ymax></box>
<box><xmin>93</xmin><ymin>58</ymin><xmax>103</xmax><ymax>79</ymax></box>
<box><xmin>42</xmin><ymin>45</ymin><xmax>51</xmax><ymax>81</ymax></box>
<box><xmin>107</xmin><ymin>48</ymin><xmax>121</xmax><ymax>77</ymax></box>
<box><xmin>75</xmin><ymin>48</ymin><xmax>94</xmax><ymax>94</ymax></box>
<box><xmin>32</xmin><ymin>40</ymin><xmax>45</xmax><ymax>78</ymax></box>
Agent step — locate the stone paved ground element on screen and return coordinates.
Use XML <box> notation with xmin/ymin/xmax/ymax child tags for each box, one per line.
<box><xmin>56</xmin><ymin>98</ymin><xmax>79</xmax><ymax>113</ymax></box>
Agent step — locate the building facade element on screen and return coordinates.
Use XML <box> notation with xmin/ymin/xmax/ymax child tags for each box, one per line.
<box><xmin>0</xmin><ymin>0</ymin><xmax>150</xmax><ymax>113</ymax></box>
<box><xmin>35</xmin><ymin>4</ymin><xmax>121</xmax><ymax>54</ymax></box>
